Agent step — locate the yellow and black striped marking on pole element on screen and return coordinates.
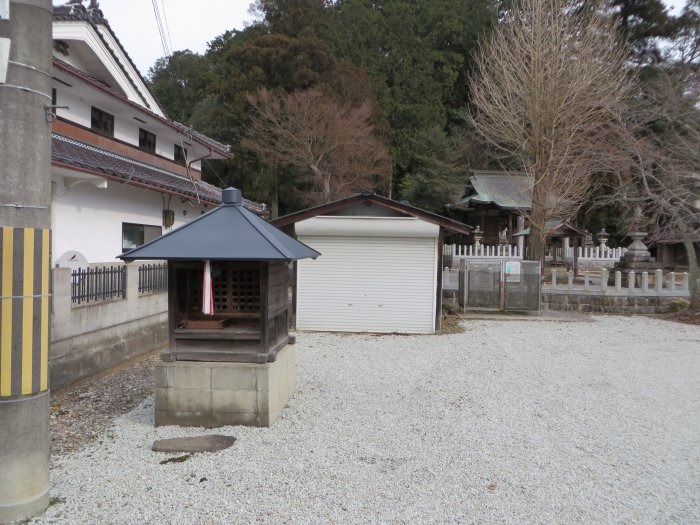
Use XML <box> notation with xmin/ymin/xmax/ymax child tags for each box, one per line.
<box><xmin>0</xmin><ymin>227</ymin><xmax>51</xmax><ymax>397</ymax></box>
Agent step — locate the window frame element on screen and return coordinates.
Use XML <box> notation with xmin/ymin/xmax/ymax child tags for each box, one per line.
<box><xmin>122</xmin><ymin>222</ymin><xmax>162</xmax><ymax>252</ymax></box>
<box><xmin>90</xmin><ymin>106</ymin><xmax>114</xmax><ymax>137</ymax></box>
<box><xmin>138</xmin><ymin>128</ymin><xmax>157</xmax><ymax>154</ymax></box>
<box><xmin>174</xmin><ymin>144</ymin><xmax>188</xmax><ymax>166</ymax></box>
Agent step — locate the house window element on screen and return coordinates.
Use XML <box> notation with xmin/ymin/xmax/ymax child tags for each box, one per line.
<box><xmin>139</xmin><ymin>128</ymin><xmax>156</xmax><ymax>154</ymax></box>
<box><xmin>91</xmin><ymin>106</ymin><xmax>114</xmax><ymax>137</ymax></box>
<box><xmin>122</xmin><ymin>222</ymin><xmax>162</xmax><ymax>252</ymax></box>
<box><xmin>174</xmin><ymin>144</ymin><xmax>187</xmax><ymax>165</ymax></box>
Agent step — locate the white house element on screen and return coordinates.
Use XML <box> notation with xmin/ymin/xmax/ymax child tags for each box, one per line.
<box><xmin>50</xmin><ymin>1</ymin><xmax>263</xmax><ymax>266</ymax></box>
<box><xmin>272</xmin><ymin>193</ymin><xmax>472</xmax><ymax>334</ymax></box>
<box><xmin>43</xmin><ymin>1</ymin><xmax>267</xmax><ymax>389</ymax></box>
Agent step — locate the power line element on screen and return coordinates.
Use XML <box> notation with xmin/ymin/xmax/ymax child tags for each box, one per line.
<box><xmin>158</xmin><ymin>0</ymin><xmax>174</xmax><ymax>55</ymax></box>
<box><xmin>151</xmin><ymin>0</ymin><xmax>171</xmax><ymax>58</ymax></box>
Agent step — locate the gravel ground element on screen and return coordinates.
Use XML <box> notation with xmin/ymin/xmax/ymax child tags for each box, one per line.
<box><xmin>31</xmin><ymin>316</ymin><xmax>700</xmax><ymax>525</ymax></box>
<box><xmin>49</xmin><ymin>356</ymin><xmax>157</xmax><ymax>459</ymax></box>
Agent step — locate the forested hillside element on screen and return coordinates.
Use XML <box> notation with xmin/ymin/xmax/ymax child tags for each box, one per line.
<box><xmin>147</xmin><ymin>0</ymin><xmax>698</xmax><ymax>229</ymax></box>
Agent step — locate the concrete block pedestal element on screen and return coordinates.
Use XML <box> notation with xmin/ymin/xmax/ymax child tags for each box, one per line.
<box><xmin>155</xmin><ymin>344</ymin><xmax>296</xmax><ymax>428</ymax></box>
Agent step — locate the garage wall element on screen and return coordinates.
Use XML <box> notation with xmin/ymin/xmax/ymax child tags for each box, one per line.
<box><xmin>296</xmin><ymin>235</ymin><xmax>438</xmax><ymax>333</ymax></box>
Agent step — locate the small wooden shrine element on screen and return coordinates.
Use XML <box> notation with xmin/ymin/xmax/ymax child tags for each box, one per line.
<box><xmin>168</xmin><ymin>258</ymin><xmax>291</xmax><ymax>363</ymax></box>
<box><xmin>120</xmin><ymin>188</ymin><xmax>319</xmax><ymax>427</ymax></box>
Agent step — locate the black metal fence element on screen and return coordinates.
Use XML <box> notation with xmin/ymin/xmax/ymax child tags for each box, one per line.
<box><xmin>71</xmin><ymin>266</ymin><xmax>127</xmax><ymax>304</ymax></box>
<box><xmin>138</xmin><ymin>263</ymin><xmax>168</xmax><ymax>294</ymax></box>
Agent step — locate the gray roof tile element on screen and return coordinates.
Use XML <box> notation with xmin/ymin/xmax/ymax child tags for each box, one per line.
<box><xmin>51</xmin><ymin>133</ymin><xmax>265</xmax><ymax>214</ymax></box>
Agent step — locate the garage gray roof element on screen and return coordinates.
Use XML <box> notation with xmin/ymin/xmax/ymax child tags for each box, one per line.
<box><xmin>272</xmin><ymin>192</ymin><xmax>473</xmax><ymax>234</ymax></box>
<box><xmin>119</xmin><ymin>188</ymin><xmax>320</xmax><ymax>262</ymax></box>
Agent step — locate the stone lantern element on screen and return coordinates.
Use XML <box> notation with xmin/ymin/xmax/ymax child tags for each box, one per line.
<box><xmin>597</xmin><ymin>228</ymin><xmax>609</xmax><ymax>250</ymax></box>
<box><xmin>473</xmin><ymin>225</ymin><xmax>483</xmax><ymax>247</ymax></box>
<box><xmin>610</xmin><ymin>207</ymin><xmax>661</xmax><ymax>286</ymax></box>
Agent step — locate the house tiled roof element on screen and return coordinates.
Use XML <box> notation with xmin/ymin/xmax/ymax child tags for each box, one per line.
<box><xmin>52</xmin><ymin>133</ymin><xmax>266</xmax><ymax>215</ymax></box>
<box><xmin>53</xmin><ymin>59</ymin><xmax>234</xmax><ymax>158</ymax></box>
<box><xmin>53</xmin><ymin>2</ymin><xmax>154</xmax><ymax>111</ymax></box>
<box><xmin>52</xmin><ymin>3</ymin><xmax>234</xmax><ymax>158</ymax></box>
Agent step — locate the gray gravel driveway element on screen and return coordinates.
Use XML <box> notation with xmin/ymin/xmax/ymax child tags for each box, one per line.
<box><xmin>33</xmin><ymin>316</ymin><xmax>700</xmax><ymax>524</ymax></box>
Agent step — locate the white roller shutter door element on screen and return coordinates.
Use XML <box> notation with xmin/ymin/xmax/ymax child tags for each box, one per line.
<box><xmin>296</xmin><ymin>236</ymin><xmax>437</xmax><ymax>333</ymax></box>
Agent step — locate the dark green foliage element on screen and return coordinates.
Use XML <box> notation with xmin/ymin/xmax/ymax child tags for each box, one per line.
<box><xmin>399</xmin><ymin>127</ymin><xmax>466</xmax><ymax>212</ymax></box>
<box><xmin>251</xmin><ymin>0</ymin><xmax>334</xmax><ymax>39</ymax></box>
<box><xmin>578</xmin><ymin>203</ymin><xmax>629</xmax><ymax>247</ymax></box>
<box><xmin>330</xmin><ymin>0</ymin><xmax>498</xmax><ymax>188</ymax></box>
<box><xmin>145</xmin><ymin>1</ymin><xmax>498</xmax><ymax>214</ymax></box>
<box><xmin>147</xmin><ymin>50</ymin><xmax>214</xmax><ymax>124</ymax></box>
<box><xmin>612</xmin><ymin>0</ymin><xmax>680</xmax><ymax>63</ymax></box>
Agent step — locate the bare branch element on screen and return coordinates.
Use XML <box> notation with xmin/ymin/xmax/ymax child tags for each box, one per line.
<box><xmin>243</xmin><ymin>88</ymin><xmax>391</xmax><ymax>206</ymax></box>
<box><xmin>469</xmin><ymin>0</ymin><xmax>632</xmax><ymax>261</ymax></box>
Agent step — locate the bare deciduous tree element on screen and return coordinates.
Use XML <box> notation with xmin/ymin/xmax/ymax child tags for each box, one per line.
<box><xmin>469</xmin><ymin>0</ymin><xmax>631</xmax><ymax>261</ymax></box>
<box><xmin>243</xmin><ymin>88</ymin><xmax>391</xmax><ymax>212</ymax></box>
<box><xmin>618</xmin><ymin>69</ymin><xmax>700</xmax><ymax>307</ymax></box>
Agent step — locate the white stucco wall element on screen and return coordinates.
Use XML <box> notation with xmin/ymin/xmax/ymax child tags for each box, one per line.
<box><xmin>53</xmin><ymin>76</ymin><xmax>206</xmax><ymax>166</ymax></box>
<box><xmin>53</xmin><ymin>22</ymin><xmax>163</xmax><ymax>114</ymax></box>
<box><xmin>51</xmin><ymin>174</ymin><xmax>213</xmax><ymax>264</ymax></box>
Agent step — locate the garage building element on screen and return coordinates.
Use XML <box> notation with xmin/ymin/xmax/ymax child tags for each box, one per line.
<box><xmin>272</xmin><ymin>193</ymin><xmax>472</xmax><ymax>334</ymax></box>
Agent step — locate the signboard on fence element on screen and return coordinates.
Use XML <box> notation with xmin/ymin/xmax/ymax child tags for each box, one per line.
<box><xmin>505</xmin><ymin>261</ymin><xmax>521</xmax><ymax>283</ymax></box>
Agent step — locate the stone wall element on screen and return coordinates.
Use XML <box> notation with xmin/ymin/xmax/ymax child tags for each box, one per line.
<box><xmin>50</xmin><ymin>266</ymin><xmax>168</xmax><ymax>390</ymax></box>
<box><xmin>541</xmin><ymin>292</ymin><xmax>683</xmax><ymax>314</ymax></box>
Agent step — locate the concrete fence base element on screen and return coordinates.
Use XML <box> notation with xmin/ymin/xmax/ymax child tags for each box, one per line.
<box><xmin>541</xmin><ymin>292</ymin><xmax>683</xmax><ymax>314</ymax></box>
<box><xmin>50</xmin><ymin>266</ymin><xmax>168</xmax><ymax>390</ymax></box>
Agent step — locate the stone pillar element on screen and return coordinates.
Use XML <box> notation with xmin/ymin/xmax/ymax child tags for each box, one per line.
<box><xmin>516</xmin><ymin>216</ymin><xmax>525</xmax><ymax>255</ymax></box>
<box><xmin>0</xmin><ymin>1</ymin><xmax>52</xmax><ymax>523</ymax></box>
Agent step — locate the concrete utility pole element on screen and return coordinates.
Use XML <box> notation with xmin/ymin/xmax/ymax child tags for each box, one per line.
<box><xmin>0</xmin><ymin>0</ymin><xmax>53</xmax><ymax>523</ymax></box>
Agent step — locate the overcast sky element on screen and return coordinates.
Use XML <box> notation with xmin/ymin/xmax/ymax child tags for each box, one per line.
<box><xmin>82</xmin><ymin>0</ymin><xmax>258</xmax><ymax>76</ymax></box>
<box><xmin>73</xmin><ymin>0</ymin><xmax>689</xmax><ymax>78</ymax></box>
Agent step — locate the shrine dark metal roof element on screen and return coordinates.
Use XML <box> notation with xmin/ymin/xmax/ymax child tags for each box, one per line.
<box><xmin>52</xmin><ymin>133</ymin><xmax>265</xmax><ymax>214</ymax></box>
<box><xmin>119</xmin><ymin>188</ymin><xmax>320</xmax><ymax>262</ymax></box>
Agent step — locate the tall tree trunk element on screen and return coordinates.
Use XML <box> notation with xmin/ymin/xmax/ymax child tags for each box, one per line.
<box><xmin>678</xmin><ymin>222</ymin><xmax>699</xmax><ymax>310</ymax></box>
<box><xmin>527</xmin><ymin>180</ymin><xmax>548</xmax><ymax>263</ymax></box>
<box><xmin>270</xmin><ymin>165</ymin><xmax>279</xmax><ymax>219</ymax></box>
<box><xmin>309</xmin><ymin>164</ymin><xmax>331</xmax><ymax>203</ymax></box>
<box><xmin>528</xmin><ymin>224</ymin><xmax>546</xmax><ymax>264</ymax></box>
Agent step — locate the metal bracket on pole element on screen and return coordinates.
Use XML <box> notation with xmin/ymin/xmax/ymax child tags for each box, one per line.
<box><xmin>0</xmin><ymin>37</ymin><xmax>10</xmax><ymax>83</ymax></box>
<box><xmin>45</xmin><ymin>105</ymin><xmax>69</xmax><ymax>122</ymax></box>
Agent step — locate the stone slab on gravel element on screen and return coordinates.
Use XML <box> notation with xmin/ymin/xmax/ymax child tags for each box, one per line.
<box><xmin>152</xmin><ymin>435</ymin><xmax>236</xmax><ymax>453</ymax></box>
